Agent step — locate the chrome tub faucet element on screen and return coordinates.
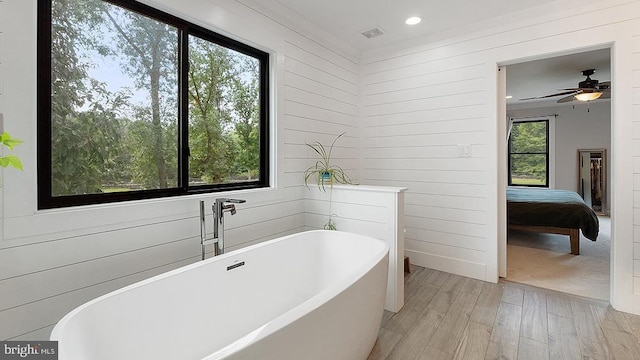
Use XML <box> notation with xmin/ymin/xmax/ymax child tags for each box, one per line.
<box><xmin>200</xmin><ymin>198</ymin><xmax>246</xmax><ymax>260</ymax></box>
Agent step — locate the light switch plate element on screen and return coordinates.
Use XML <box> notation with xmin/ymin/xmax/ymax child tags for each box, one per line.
<box><xmin>457</xmin><ymin>144</ymin><xmax>471</xmax><ymax>157</ymax></box>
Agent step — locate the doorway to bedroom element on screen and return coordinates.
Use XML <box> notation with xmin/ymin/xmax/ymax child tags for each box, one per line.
<box><xmin>501</xmin><ymin>47</ymin><xmax>612</xmax><ymax>301</ymax></box>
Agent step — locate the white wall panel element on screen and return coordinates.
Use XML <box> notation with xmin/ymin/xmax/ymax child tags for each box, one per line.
<box><xmin>284</xmin><ymin>100</ymin><xmax>357</xmax><ymax>127</ymax></box>
<box><xmin>284</xmin><ymin>42</ymin><xmax>357</xmax><ymax>86</ymax></box>
<box><xmin>365</xmin><ymin>78</ymin><xmax>486</xmax><ymax>106</ymax></box>
<box><xmin>364</xmin><ymin>93</ymin><xmax>486</xmax><ymax>117</ymax></box>
<box><xmin>405</xmin><ymin>204</ymin><xmax>486</xmax><ymax>225</ymax></box>
<box><xmin>405</xmin><ymin>216</ymin><xmax>486</xmax><ymax>239</ymax></box>
<box><xmin>284</xmin><ymin>57</ymin><xmax>358</xmax><ymax>95</ymax></box>
<box><xmin>365</xmin><ymin>132</ymin><xmax>485</xmax><ymax>148</ymax></box>
<box><xmin>636</xmin><ymin>147</ymin><xmax>640</xmax><ymax>267</ymax></box>
<box><xmin>0</xmin><ymin>258</ymin><xmax>194</xmax><ymax>340</ymax></box>
<box><xmin>282</xmin><ymin>24</ymin><xmax>359</xmax><ymax>190</ymax></box>
<box><xmin>365</xmin><ymin>169</ymin><xmax>485</xmax><ymax>185</ymax></box>
<box><xmin>365</xmin><ymin>118</ymin><xmax>485</xmax><ymax>137</ymax></box>
<box><xmin>303</xmin><ymin>185</ymin><xmax>406</xmax><ymax>311</ymax></box>
<box><xmin>634</xmin><ymin>12</ymin><xmax>640</xmax><ymax>299</ymax></box>
<box><xmin>406</xmin><ymin>227</ymin><xmax>485</xmax><ymax>251</ymax></box>
<box><xmin>364</xmin><ymin>104</ymin><xmax>486</xmax><ymax>128</ymax></box>
<box><xmin>406</xmin><ymin>193</ymin><xmax>486</xmax><ymax>211</ymax></box>
<box><xmin>364</xmin><ymin>64</ymin><xmax>483</xmax><ymax>95</ymax></box>
<box><xmin>364</xmin><ymin>144</ymin><xmax>487</xmax><ymax>160</ymax></box>
<box><xmin>284</xmin><ymin>71</ymin><xmax>358</xmax><ymax>105</ymax></box>
<box><xmin>285</xmin><ymin>86</ymin><xmax>357</xmax><ymax>117</ymax></box>
<box><xmin>366</xmin><ymin>158</ymin><xmax>487</xmax><ymax>172</ymax></box>
<box><xmin>0</xmin><ymin>238</ymin><xmax>197</xmax><ymax>311</ymax></box>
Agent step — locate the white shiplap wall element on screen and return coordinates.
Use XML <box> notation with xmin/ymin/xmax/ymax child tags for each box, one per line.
<box><xmin>362</xmin><ymin>51</ymin><xmax>489</xmax><ymax>279</ymax></box>
<box><xmin>633</xmin><ymin>33</ymin><xmax>640</xmax><ymax>301</ymax></box>
<box><xmin>361</xmin><ymin>0</ymin><xmax>640</xmax><ymax>313</ymax></box>
<box><xmin>0</xmin><ymin>0</ymin><xmax>357</xmax><ymax>340</ymax></box>
<box><xmin>282</xmin><ymin>43</ymin><xmax>360</xmax><ymax>183</ymax></box>
<box><xmin>304</xmin><ymin>185</ymin><xmax>406</xmax><ymax>312</ymax></box>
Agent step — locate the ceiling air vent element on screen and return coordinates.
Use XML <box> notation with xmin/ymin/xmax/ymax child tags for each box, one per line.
<box><xmin>360</xmin><ymin>27</ymin><xmax>384</xmax><ymax>39</ymax></box>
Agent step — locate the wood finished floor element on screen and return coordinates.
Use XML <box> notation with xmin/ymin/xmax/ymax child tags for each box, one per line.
<box><xmin>368</xmin><ymin>265</ymin><xmax>640</xmax><ymax>360</ymax></box>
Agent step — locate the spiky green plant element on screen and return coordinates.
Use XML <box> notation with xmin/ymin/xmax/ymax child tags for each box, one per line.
<box><xmin>323</xmin><ymin>216</ymin><xmax>337</xmax><ymax>230</ymax></box>
<box><xmin>303</xmin><ymin>132</ymin><xmax>352</xmax><ymax>192</ymax></box>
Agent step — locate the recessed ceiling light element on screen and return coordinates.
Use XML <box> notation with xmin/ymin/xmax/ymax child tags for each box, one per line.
<box><xmin>405</xmin><ymin>16</ymin><xmax>422</xmax><ymax>25</ymax></box>
<box><xmin>506</xmin><ymin>95</ymin><xmax>513</xmax><ymax>99</ymax></box>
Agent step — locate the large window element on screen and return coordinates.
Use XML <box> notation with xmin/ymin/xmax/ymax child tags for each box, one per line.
<box><xmin>38</xmin><ymin>0</ymin><xmax>269</xmax><ymax>209</ymax></box>
<box><xmin>508</xmin><ymin>119</ymin><xmax>549</xmax><ymax>187</ymax></box>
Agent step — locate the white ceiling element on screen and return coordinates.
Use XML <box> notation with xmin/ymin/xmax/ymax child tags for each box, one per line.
<box><xmin>270</xmin><ymin>0</ymin><xmax>611</xmax><ymax>106</ymax></box>
<box><xmin>274</xmin><ymin>0</ymin><xmax>561</xmax><ymax>51</ymax></box>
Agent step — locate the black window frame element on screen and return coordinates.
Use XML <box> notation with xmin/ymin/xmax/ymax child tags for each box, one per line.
<box><xmin>507</xmin><ymin>119</ymin><xmax>549</xmax><ymax>187</ymax></box>
<box><xmin>37</xmin><ymin>0</ymin><xmax>270</xmax><ymax>209</ymax></box>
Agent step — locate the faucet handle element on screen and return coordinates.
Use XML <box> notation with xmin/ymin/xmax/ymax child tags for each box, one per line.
<box><xmin>214</xmin><ymin>198</ymin><xmax>245</xmax><ymax>216</ymax></box>
<box><xmin>216</xmin><ymin>198</ymin><xmax>246</xmax><ymax>204</ymax></box>
<box><xmin>222</xmin><ymin>203</ymin><xmax>237</xmax><ymax>215</ymax></box>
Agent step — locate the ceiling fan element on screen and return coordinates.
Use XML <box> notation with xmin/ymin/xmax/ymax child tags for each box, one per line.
<box><xmin>520</xmin><ymin>69</ymin><xmax>611</xmax><ymax>103</ymax></box>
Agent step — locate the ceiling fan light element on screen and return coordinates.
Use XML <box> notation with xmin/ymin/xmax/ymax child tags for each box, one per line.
<box><xmin>574</xmin><ymin>92</ymin><xmax>603</xmax><ymax>101</ymax></box>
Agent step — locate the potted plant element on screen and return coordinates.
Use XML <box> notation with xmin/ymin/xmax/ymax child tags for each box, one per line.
<box><xmin>303</xmin><ymin>132</ymin><xmax>353</xmax><ymax>230</ymax></box>
<box><xmin>0</xmin><ymin>131</ymin><xmax>23</xmax><ymax>170</ymax></box>
<box><xmin>303</xmin><ymin>132</ymin><xmax>353</xmax><ymax>191</ymax></box>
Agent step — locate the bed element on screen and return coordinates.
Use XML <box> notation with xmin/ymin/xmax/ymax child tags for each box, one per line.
<box><xmin>506</xmin><ymin>187</ymin><xmax>599</xmax><ymax>255</ymax></box>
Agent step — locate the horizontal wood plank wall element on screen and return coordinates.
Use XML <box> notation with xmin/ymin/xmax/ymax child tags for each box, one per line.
<box><xmin>360</xmin><ymin>0</ymin><xmax>640</xmax><ymax>289</ymax></box>
<box><xmin>361</xmin><ymin>48</ymin><xmax>489</xmax><ymax>279</ymax></box>
<box><xmin>634</xmin><ymin>29</ymin><xmax>640</xmax><ymax>301</ymax></box>
<box><xmin>282</xmin><ymin>41</ymin><xmax>360</xmax><ymax>185</ymax></box>
<box><xmin>0</xmin><ymin>0</ymin><xmax>357</xmax><ymax>340</ymax></box>
<box><xmin>304</xmin><ymin>185</ymin><xmax>406</xmax><ymax>311</ymax></box>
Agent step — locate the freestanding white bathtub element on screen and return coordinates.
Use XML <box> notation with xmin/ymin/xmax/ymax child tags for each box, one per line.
<box><xmin>50</xmin><ymin>230</ymin><xmax>389</xmax><ymax>360</ymax></box>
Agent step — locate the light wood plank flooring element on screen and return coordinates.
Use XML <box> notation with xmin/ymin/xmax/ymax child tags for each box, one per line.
<box><xmin>368</xmin><ymin>265</ymin><xmax>640</xmax><ymax>360</ymax></box>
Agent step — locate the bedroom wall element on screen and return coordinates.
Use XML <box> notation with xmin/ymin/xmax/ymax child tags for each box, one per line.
<box><xmin>0</xmin><ymin>0</ymin><xmax>358</xmax><ymax>340</ymax></box>
<box><xmin>360</xmin><ymin>0</ymin><xmax>640</xmax><ymax>312</ymax></box>
<box><xmin>508</xmin><ymin>101</ymin><xmax>612</xmax><ymax>213</ymax></box>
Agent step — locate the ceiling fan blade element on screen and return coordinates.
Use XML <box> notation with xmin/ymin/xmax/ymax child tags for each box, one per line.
<box><xmin>519</xmin><ymin>90</ymin><xmax>577</xmax><ymax>100</ymax></box>
<box><xmin>557</xmin><ymin>94</ymin><xmax>577</xmax><ymax>103</ymax></box>
<box><xmin>598</xmin><ymin>81</ymin><xmax>611</xmax><ymax>86</ymax></box>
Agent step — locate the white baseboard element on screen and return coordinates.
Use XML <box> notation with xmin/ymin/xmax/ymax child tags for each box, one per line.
<box><xmin>405</xmin><ymin>249</ymin><xmax>488</xmax><ymax>282</ymax></box>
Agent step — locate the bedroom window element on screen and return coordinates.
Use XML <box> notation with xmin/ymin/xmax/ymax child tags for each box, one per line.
<box><xmin>508</xmin><ymin>119</ymin><xmax>549</xmax><ymax>187</ymax></box>
<box><xmin>38</xmin><ymin>0</ymin><xmax>269</xmax><ymax>209</ymax></box>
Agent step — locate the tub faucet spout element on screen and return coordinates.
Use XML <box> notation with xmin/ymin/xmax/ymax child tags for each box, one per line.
<box><xmin>199</xmin><ymin>199</ymin><xmax>246</xmax><ymax>260</ymax></box>
<box><xmin>213</xmin><ymin>198</ymin><xmax>246</xmax><ymax>257</ymax></box>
